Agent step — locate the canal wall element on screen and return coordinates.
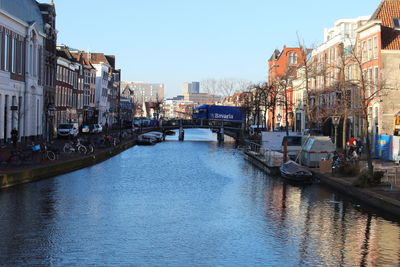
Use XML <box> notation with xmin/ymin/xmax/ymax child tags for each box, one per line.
<box><xmin>243</xmin><ymin>150</ymin><xmax>400</xmax><ymax>218</ymax></box>
<box><xmin>0</xmin><ymin>140</ymin><xmax>136</xmax><ymax>189</ymax></box>
<box><xmin>244</xmin><ymin>151</ymin><xmax>280</xmax><ymax>176</ymax></box>
<box><xmin>315</xmin><ymin>172</ymin><xmax>400</xmax><ymax>219</ymax></box>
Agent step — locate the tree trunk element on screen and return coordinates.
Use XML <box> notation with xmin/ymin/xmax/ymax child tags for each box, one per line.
<box><xmin>364</xmin><ymin>118</ymin><xmax>374</xmax><ymax>173</ymax></box>
<box><xmin>271</xmin><ymin>109</ymin><xmax>275</xmax><ymax>132</ymax></box>
<box><xmin>285</xmin><ymin>102</ymin><xmax>289</xmax><ymax>136</ymax></box>
<box><xmin>342</xmin><ymin>112</ymin><xmax>347</xmax><ymax>149</ymax></box>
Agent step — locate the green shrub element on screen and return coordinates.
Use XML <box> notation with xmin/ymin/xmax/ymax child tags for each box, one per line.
<box><xmin>352</xmin><ymin>170</ymin><xmax>385</xmax><ymax>187</ymax></box>
<box><xmin>338</xmin><ymin>162</ymin><xmax>360</xmax><ymax>176</ymax></box>
<box><xmin>372</xmin><ymin>171</ymin><xmax>385</xmax><ymax>184</ymax></box>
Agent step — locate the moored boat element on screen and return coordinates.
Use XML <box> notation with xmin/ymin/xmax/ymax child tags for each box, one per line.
<box><xmin>136</xmin><ymin>134</ymin><xmax>157</xmax><ymax>145</ymax></box>
<box><xmin>279</xmin><ymin>160</ymin><xmax>313</xmax><ymax>183</ymax></box>
<box><xmin>146</xmin><ymin>131</ymin><xmax>164</xmax><ymax>142</ymax></box>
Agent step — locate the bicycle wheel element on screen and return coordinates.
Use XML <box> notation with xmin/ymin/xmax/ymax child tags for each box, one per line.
<box><xmin>87</xmin><ymin>144</ymin><xmax>94</xmax><ymax>154</ymax></box>
<box><xmin>63</xmin><ymin>144</ymin><xmax>71</xmax><ymax>153</ymax></box>
<box><xmin>78</xmin><ymin>145</ymin><xmax>87</xmax><ymax>154</ymax></box>
<box><xmin>46</xmin><ymin>151</ymin><xmax>56</xmax><ymax>161</ymax></box>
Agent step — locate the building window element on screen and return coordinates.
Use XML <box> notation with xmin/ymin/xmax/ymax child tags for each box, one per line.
<box><xmin>33</xmin><ymin>45</ymin><xmax>37</xmax><ymax>76</ymax></box>
<box><xmin>11</xmin><ymin>38</ymin><xmax>16</xmax><ymax>73</ymax></box>
<box><xmin>374</xmin><ymin>67</ymin><xmax>379</xmax><ymax>94</ymax></box>
<box><xmin>38</xmin><ymin>46</ymin><xmax>42</xmax><ymax>83</ymax></box>
<box><xmin>346</xmin><ymin>65</ymin><xmax>353</xmax><ymax>80</ymax></box>
<box><xmin>368</xmin><ymin>68</ymin><xmax>373</xmax><ymax>97</ymax></box>
<box><xmin>17</xmin><ymin>41</ymin><xmax>23</xmax><ymax>75</ymax></box>
<box><xmin>368</xmin><ymin>38</ymin><xmax>372</xmax><ymax>60</ymax></box>
<box><xmin>373</xmin><ymin>36</ymin><xmax>378</xmax><ymax>59</ymax></box>
<box><xmin>289</xmin><ymin>53</ymin><xmax>297</xmax><ymax>65</ymax></box>
<box><xmin>393</xmin><ymin>18</ymin><xmax>400</xmax><ymax>28</ymax></box>
<box><xmin>4</xmin><ymin>34</ymin><xmax>9</xmax><ymax>71</ymax></box>
<box><xmin>362</xmin><ymin>41</ymin><xmax>367</xmax><ymax>62</ymax></box>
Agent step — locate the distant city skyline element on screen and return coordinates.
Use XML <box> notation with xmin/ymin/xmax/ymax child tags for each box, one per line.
<box><xmin>53</xmin><ymin>0</ymin><xmax>380</xmax><ymax>98</ymax></box>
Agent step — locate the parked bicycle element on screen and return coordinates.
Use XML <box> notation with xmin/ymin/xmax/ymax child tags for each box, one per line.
<box><xmin>81</xmin><ymin>138</ymin><xmax>95</xmax><ymax>154</ymax></box>
<box><xmin>332</xmin><ymin>150</ymin><xmax>359</xmax><ymax>171</ymax></box>
<box><xmin>63</xmin><ymin>139</ymin><xmax>87</xmax><ymax>154</ymax></box>
<box><xmin>39</xmin><ymin>142</ymin><xmax>57</xmax><ymax>161</ymax></box>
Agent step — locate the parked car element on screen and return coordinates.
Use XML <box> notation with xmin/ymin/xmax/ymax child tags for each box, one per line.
<box><xmin>81</xmin><ymin>124</ymin><xmax>91</xmax><ymax>134</ymax></box>
<box><xmin>91</xmin><ymin>124</ymin><xmax>103</xmax><ymax>134</ymax></box>
<box><xmin>57</xmin><ymin>123</ymin><xmax>79</xmax><ymax>138</ymax></box>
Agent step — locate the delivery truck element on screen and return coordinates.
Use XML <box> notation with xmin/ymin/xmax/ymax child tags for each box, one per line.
<box><xmin>192</xmin><ymin>105</ymin><xmax>244</xmax><ymax>122</ymax></box>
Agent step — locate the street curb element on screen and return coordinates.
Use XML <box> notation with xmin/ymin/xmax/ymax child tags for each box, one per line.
<box><xmin>314</xmin><ymin>171</ymin><xmax>400</xmax><ymax>218</ymax></box>
<box><xmin>0</xmin><ymin>140</ymin><xmax>136</xmax><ymax>190</ymax></box>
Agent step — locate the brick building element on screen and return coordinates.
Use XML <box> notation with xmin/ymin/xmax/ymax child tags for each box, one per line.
<box><xmin>267</xmin><ymin>46</ymin><xmax>305</xmax><ymax>130</ymax></box>
<box><xmin>356</xmin><ymin>0</ymin><xmax>400</xmax><ymax>136</ymax></box>
<box><xmin>55</xmin><ymin>46</ymin><xmax>83</xmax><ymax>125</ymax></box>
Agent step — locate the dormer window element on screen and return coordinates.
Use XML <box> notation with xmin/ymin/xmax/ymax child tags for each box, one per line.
<box><xmin>289</xmin><ymin>53</ymin><xmax>297</xmax><ymax>65</ymax></box>
<box><xmin>394</xmin><ymin>18</ymin><xmax>400</xmax><ymax>29</ymax></box>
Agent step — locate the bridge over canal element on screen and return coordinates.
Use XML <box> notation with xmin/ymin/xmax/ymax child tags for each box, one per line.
<box><xmin>157</xmin><ymin>119</ymin><xmax>245</xmax><ymax>141</ymax></box>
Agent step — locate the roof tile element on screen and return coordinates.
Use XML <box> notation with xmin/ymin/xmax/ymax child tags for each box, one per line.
<box><xmin>371</xmin><ymin>0</ymin><xmax>400</xmax><ymax>50</ymax></box>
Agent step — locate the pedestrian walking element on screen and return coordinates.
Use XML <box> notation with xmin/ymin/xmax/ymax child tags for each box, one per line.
<box><xmin>346</xmin><ymin>136</ymin><xmax>356</xmax><ymax>156</ymax></box>
<box><xmin>11</xmin><ymin>128</ymin><xmax>18</xmax><ymax>148</ymax></box>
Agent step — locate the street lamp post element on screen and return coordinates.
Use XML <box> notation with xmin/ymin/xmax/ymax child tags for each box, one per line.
<box><xmin>332</xmin><ymin>116</ymin><xmax>341</xmax><ymax>148</ymax></box>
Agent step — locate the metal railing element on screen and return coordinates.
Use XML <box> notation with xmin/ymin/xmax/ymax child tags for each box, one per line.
<box><xmin>160</xmin><ymin>119</ymin><xmax>243</xmax><ymax>130</ymax></box>
<box><xmin>375</xmin><ymin>166</ymin><xmax>400</xmax><ymax>189</ymax></box>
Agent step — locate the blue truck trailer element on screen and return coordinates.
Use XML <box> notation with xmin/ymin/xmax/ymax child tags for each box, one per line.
<box><xmin>192</xmin><ymin>105</ymin><xmax>244</xmax><ymax>122</ymax></box>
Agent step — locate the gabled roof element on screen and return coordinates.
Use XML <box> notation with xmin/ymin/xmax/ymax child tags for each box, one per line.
<box><xmin>105</xmin><ymin>55</ymin><xmax>115</xmax><ymax>69</ymax></box>
<box><xmin>370</xmin><ymin>0</ymin><xmax>400</xmax><ymax>50</ymax></box>
<box><xmin>269</xmin><ymin>49</ymin><xmax>281</xmax><ymax>61</ymax></box>
<box><xmin>56</xmin><ymin>46</ymin><xmax>77</xmax><ymax>62</ymax></box>
<box><xmin>70</xmin><ymin>52</ymin><xmax>96</xmax><ymax>69</ymax></box>
<box><xmin>0</xmin><ymin>0</ymin><xmax>44</xmax><ymax>31</ymax></box>
<box><xmin>90</xmin><ymin>53</ymin><xmax>110</xmax><ymax>65</ymax></box>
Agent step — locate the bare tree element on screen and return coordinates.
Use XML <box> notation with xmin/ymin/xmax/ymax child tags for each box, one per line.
<box><xmin>241</xmin><ymin>90</ymin><xmax>254</xmax><ymax>127</ymax></box>
<box><xmin>275</xmin><ymin>66</ymin><xmax>297</xmax><ymax>136</ymax></box>
<box><xmin>346</xmin><ymin>44</ymin><xmax>389</xmax><ymax>173</ymax></box>
<box><xmin>201</xmin><ymin>78</ymin><xmax>219</xmax><ymax>95</ymax></box>
<box><xmin>202</xmin><ymin>78</ymin><xmax>253</xmax><ymax>97</ymax></box>
<box><xmin>259</xmin><ymin>82</ymin><xmax>273</xmax><ymax>129</ymax></box>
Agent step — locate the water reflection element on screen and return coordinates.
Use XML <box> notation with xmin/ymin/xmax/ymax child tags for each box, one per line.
<box><xmin>0</xmin><ymin>129</ymin><xmax>399</xmax><ymax>266</ymax></box>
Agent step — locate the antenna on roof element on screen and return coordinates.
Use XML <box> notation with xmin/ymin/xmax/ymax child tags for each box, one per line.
<box><xmin>50</xmin><ymin>0</ymin><xmax>54</xmax><ymax>5</ymax></box>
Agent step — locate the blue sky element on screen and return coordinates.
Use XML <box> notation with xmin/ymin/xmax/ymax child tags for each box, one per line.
<box><xmin>52</xmin><ymin>0</ymin><xmax>380</xmax><ymax>97</ymax></box>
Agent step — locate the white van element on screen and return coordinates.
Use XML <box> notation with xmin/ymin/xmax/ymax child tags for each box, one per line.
<box><xmin>57</xmin><ymin>123</ymin><xmax>79</xmax><ymax>138</ymax></box>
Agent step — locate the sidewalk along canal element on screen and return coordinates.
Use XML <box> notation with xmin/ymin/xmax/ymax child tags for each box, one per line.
<box><xmin>0</xmin><ymin>140</ymin><xmax>136</xmax><ymax>190</ymax></box>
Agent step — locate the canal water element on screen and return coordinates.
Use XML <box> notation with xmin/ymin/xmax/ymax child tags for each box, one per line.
<box><xmin>0</xmin><ymin>129</ymin><xmax>399</xmax><ymax>266</ymax></box>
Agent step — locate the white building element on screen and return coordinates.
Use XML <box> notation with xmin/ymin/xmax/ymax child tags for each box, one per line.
<box><xmin>121</xmin><ymin>81</ymin><xmax>164</xmax><ymax>104</ymax></box>
<box><xmin>90</xmin><ymin>53</ymin><xmax>111</xmax><ymax>125</ymax></box>
<box><xmin>163</xmin><ymin>99</ymin><xmax>194</xmax><ymax>119</ymax></box>
<box><xmin>0</xmin><ymin>0</ymin><xmax>47</xmax><ymax>142</ymax></box>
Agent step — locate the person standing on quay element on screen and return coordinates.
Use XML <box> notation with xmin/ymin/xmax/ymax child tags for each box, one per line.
<box><xmin>11</xmin><ymin>128</ymin><xmax>18</xmax><ymax>148</ymax></box>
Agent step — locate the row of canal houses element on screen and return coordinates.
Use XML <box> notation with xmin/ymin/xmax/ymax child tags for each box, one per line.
<box><xmin>273</xmin><ymin>0</ymin><xmax>400</xmax><ymax>147</ymax></box>
<box><xmin>0</xmin><ymin>0</ymin><xmax>129</xmax><ymax>143</ymax></box>
<box><xmin>222</xmin><ymin>0</ymin><xmax>400</xmax><ymax>152</ymax></box>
